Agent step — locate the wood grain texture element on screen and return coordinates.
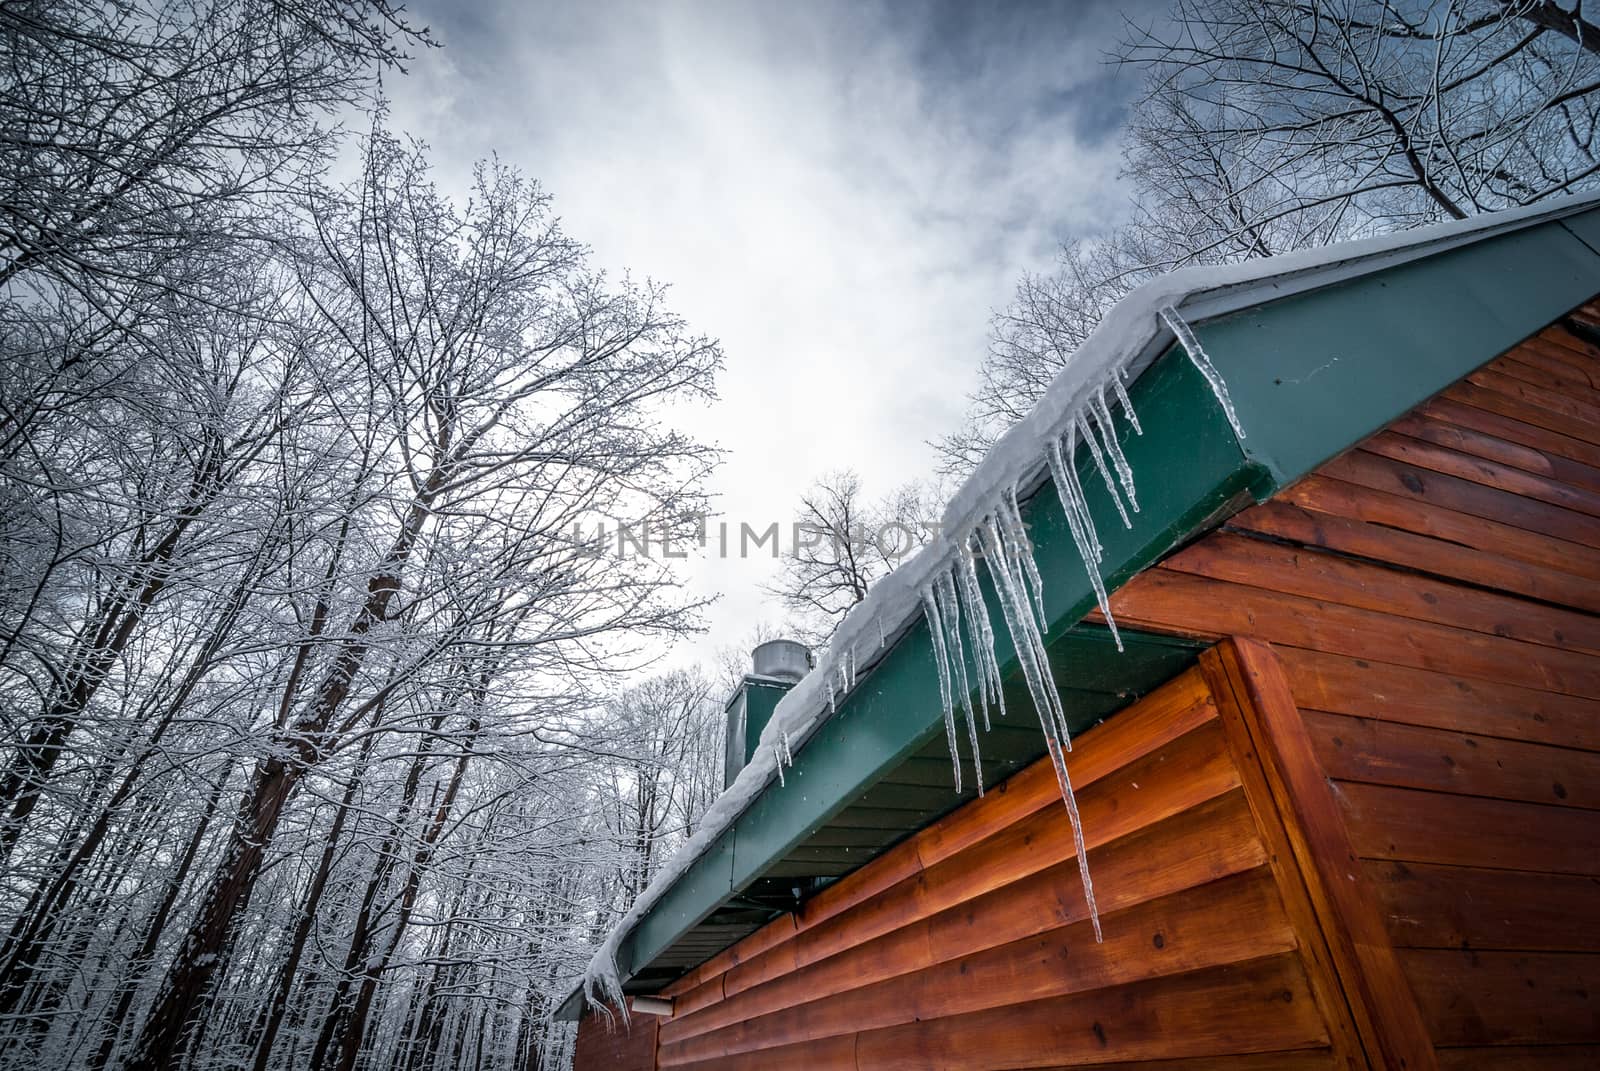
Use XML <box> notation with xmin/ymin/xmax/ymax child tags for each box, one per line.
<box><xmin>648</xmin><ymin>668</ymin><xmax>1347</xmax><ymax>1071</ymax></box>
<box><xmin>1436</xmin><ymin>1045</ymin><xmax>1600</xmax><ymax>1069</ymax></box>
<box><xmin>1404</xmin><ymin>949</ymin><xmax>1600</xmax><ymax>1047</ymax></box>
<box><xmin>1365</xmin><ymin>861</ymin><xmax>1600</xmax><ymax>953</ymax></box>
<box><xmin>574</xmin><ymin>1006</ymin><xmax>658</xmax><ymax>1071</ymax></box>
<box><xmin>1204</xmin><ymin>640</ymin><xmax>1435</xmax><ymax>1071</ymax></box>
<box><xmin>1102</xmin><ymin>326</ymin><xmax>1600</xmax><ymax>1059</ymax></box>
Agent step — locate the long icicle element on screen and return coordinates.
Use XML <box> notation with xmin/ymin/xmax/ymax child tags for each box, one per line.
<box><xmin>922</xmin><ymin>586</ymin><xmax>962</xmax><ymax>793</ymax></box>
<box><xmin>977</xmin><ymin>520</ymin><xmax>1056</xmax><ymax>749</ymax></box>
<box><xmin>1076</xmin><ymin>411</ymin><xmax>1130</xmax><ymax>529</ymax></box>
<box><xmin>1061</xmin><ymin>423</ymin><xmax>1102</xmax><ymax>561</ymax></box>
<box><xmin>993</xmin><ymin>509</ymin><xmax>1074</xmax><ymax>751</ymax></box>
<box><xmin>957</xmin><ymin>539</ymin><xmax>1003</xmax><ymax>729</ymax></box>
<box><xmin>1000</xmin><ymin>486</ymin><xmax>1047</xmax><ymax>630</ymax></box>
<box><xmin>1159</xmin><ymin>305</ymin><xmax>1245</xmax><ymax>439</ymax></box>
<box><xmin>954</xmin><ymin>559</ymin><xmax>993</xmax><ymax>734</ymax></box>
<box><xmin>1046</xmin><ymin>434</ymin><xmax>1123</xmax><ymax>652</ymax></box>
<box><xmin>936</xmin><ymin>569</ymin><xmax>983</xmax><ymax>795</ymax></box>
<box><xmin>976</xmin><ymin>517</ymin><xmax>1100</xmax><ymax>939</ymax></box>
<box><xmin>1112</xmin><ymin>371</ymin><xmax>1142</xmax><ymax>436</ymax></box>
<box><xmin>983</xmin><ymin>515</ymin><xmax>1073</xmax><ymax>752</ymax></box>
<box><xmin>1091</xmin><ymin>386</ymin><xmax>1139</xmax><ymax>514</ymax></box>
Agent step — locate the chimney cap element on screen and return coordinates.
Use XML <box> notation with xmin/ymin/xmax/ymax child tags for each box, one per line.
<box><xmin>751</xmin><ymin>638</ymin><xmax>809</xmax><ymax>682</ymax></box>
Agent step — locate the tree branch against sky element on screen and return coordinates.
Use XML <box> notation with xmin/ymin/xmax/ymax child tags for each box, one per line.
<box><xmin>765</xmin><ymin>470</ymin><xmax>942</xmax><ymax>647</ymax></box>
<box><xmin>939</xmin><ymin>0</ymin><xmax>1600</xmax><ymax>472</ymax></box>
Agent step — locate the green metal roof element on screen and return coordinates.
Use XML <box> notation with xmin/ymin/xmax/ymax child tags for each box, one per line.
<box><xmin>558</xmin><ymin>196</ymin><xmax>1600</xmax><ymax>1020</ymax></box>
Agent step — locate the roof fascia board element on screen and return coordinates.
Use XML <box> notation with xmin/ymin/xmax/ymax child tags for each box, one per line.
<box><xmin>1200</xmin><ymin>210</ymin><xmax>1600</xmax><ymax>485</ymax></box>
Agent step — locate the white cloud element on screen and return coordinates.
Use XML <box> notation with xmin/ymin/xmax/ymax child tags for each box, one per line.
<box><xmin>385</xmin><ymin>0</ymin><xmax>1149</xmax><ymax>671</ymax></box>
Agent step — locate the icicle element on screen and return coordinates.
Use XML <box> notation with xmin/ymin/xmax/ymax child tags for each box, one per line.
<box><xmin>935</xmin><ymin>569</ymin><xmax>983</xmax><ymax>796</ymax></box>
<box><xmin>877</xmin><ymin>614</ymin><xmax>885</xmax><ymax>649</ymax></box>
<box><xmin>1058</xmin><ymin>758</ymin><xmax>1103</xmax><ymax>942</ymax></box>
<box><xmin>976</xmin><ymin>516</ymin><xmax>1100</xmax><ymax>938</ymax></box>
<box><xmin>999</xmin><ymin>486</ymin><xmax>1046</xmax><ymax>629</ymax></box>
<box><xmin>780</xmin><ymin>729</ymin><xmax>793</xmax><ymax>766</ymax></box>
<box><xmin>1047</xmin><ymin>436</ymin><xmax>1096</xmax><ymax>571</ymax></box>
<box><xmin>1061</xmin><ymin>423</ymin><xmax>1102</xmax><ymax>561</ymax></box>
<box><xmin>950</xmin><ymin>549</ymin><xmax>992</xmax><ymax>733</ymax></box>
<box><xmin>978</xmin><ymin>518</ymin><xmax>1068</xmax><ymax>747</ymax></box>
<box><xmin>772</xmin><ymin>742</ymin><xmax>786</xmax><ymax>786</ymax></box>
<box><xmin>1091</xmin><ymin>387</ymin><xmax>1139</xmax><ymax>514</ymax></box>
<box><xmin>826</xmin><ymin>672</ymin><xmax>836</xmax><ymax>714</ymax></box>
<box><xmin>1159</xmin><ymin>305</ymin><xmax>1246</xmax><ymax>439</ymax></box>
<box><xmin>1112</xmin><ymin>372</ymin><xmax>1142</xmax><ymax>436</ymax></box>
<box><xmin>957</xmin><ymin>539</ymin><xmax>1003</xmax><ymax>729</ymax></box>
<box><xmin>1076</xmin><ymin>412</ymin><xmax>1131</xmax><ymax>530</ymax></box>
<box><xmin>1046</xmin><ymin>435</ymin><xmax>1123</xmax><ymax>652</ymax></box>
<box><xmin>921</xmin><ymin>587</ymin><xmax>962</xmax><ymax>793</ymax></box>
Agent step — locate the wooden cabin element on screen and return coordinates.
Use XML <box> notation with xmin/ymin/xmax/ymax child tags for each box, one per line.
<box><xmin>560</xmin><ymin>195</ymin><xmax>1600</xmax><ymax>1069</ymax></box>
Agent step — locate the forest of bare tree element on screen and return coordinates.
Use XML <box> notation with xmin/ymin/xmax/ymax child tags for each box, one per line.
<box><xmin>0</xmin><ymin>3</ymin><xmax>727</xmax><ymax>1067</ymax></box>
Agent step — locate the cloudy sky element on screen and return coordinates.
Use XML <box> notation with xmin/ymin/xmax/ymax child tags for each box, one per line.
<box><xmin>387</xmin><ymin>0</ymin><xmax>1163</xmax><ymax>670</ymax></box>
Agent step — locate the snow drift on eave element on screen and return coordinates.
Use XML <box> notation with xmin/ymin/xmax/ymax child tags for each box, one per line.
<box><xmin>578</xmin><ymin>190</ymin><xmax>1600</xmax><ymax>1015</ymax></box>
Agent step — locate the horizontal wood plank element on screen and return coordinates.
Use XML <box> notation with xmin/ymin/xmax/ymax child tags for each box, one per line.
<box><xmin>1108</xmin><ymin>568</ymin><xmax>1600</xmax><ymax>699</ymax></box>
<box><xmin>1326</xmin><ymin>449</ymin><xmax>1600</xmax><ymax>550</ymax></box>
<box><xmin>1405</xmin><ymin>949</ymin><xmax>1600</xmax><ymax>1046</ymax></box>
<box><xmin>1366</xmin><ymin>861</ymin><xmax>1600</xmax><ymax>953</ymax></box>
<box><xmin>1165</xmin><ymin>531</ymin><xmax>1600</xmax><ymax>656</ymax></box>
<box><xmin>1305</xmin><ymin>711</ymin><xmax>1600</xmax><ymax>809</ymax></box>
<box><xmin>1275</xmin><ymin>648</ymin><xmax>1600</xmax><ymax>753</ymax></box>
<box><xmin>1363</xmin><ymin>431</ymin><xmax>1600</xmax><ymax>520</ymax></box>
<box><xmin>660</xmin><ymin>870</ymin><xmax>1295</xmax><ymax>1064</ymax></box>
<box><xmin>1445</xmin><ymin>381</ymin><xmax>1600</xmax><ymax>451</ymax></box>
<box><xmin>1280</xmin><ymin>471</ymin><xmax>1600</xmax><ymax>582</ymax></box>
<box><xmin>1420</xmin><ymin>395</ymin><xmax>1600</xmax><ymax>471</ymax></box>
<box><xmin>722</xmin><ymin>716</ymin><xmax>1241</xmax><ymax>998</ymax></box>
<box><xmin>1337</xmin><ymin>783</ymin><xmax>1600</xmax><ymax>876</ymax></box>
<box><xmin>850</xmin><ymin>954</ymin><xmax>1329</xmax><ymax>1071</ymax></box>
<box><xmin>1436</xmin><ymin>1045</ymin><xmax>1600</xmax><ymax>1069</ymax></box>
<box><xmin>1387</xmin><ymin>410</ymin><xmax>1600</xmax><ymax>494</ymax></box>
<box><xmin>663</xmin><ymin>789</ymin><xmax>1272</xmax><ymax>1048</ymax></box>
<box><xmin>1228</xmin><ymin>498</ymin><xmax>1600</xmax><ymax>615</ymax></box>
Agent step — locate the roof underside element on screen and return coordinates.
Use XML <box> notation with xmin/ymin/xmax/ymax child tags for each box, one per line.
<box><xmin>562</xmin><ymin>194</ymin><xmax>1600</xmax><ymax>1020</ymax></box>
<box><xmin>627</xmin><ymin>624</ymin><xmax>1202</xmax><ymax>991</ymax></box>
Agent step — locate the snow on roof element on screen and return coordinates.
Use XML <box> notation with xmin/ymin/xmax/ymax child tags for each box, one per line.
<box><xmin>578</xmin><ymin>189</ymin><xmax>1600</xmax><ymax>1011</ymax></box>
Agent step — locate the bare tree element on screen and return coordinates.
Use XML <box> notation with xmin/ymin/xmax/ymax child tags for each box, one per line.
<box><xmin>766</xmin><ymin>471</ymin><xmax>939</xmax><ymax>645</ymax></box>
<box><xmin>120</xmin><ymin>130</ymin><xmax>721</xmax><ymax>1070</ymax></box>
<box><xmin>0</xmin><ymin>0</ymin><xmax>424</xmax><ymax>297</ymax></box>
<box><xmin>940</xmin><ymin>0</ymin><xmax>1600</xmax><ymax>470</ymax></box>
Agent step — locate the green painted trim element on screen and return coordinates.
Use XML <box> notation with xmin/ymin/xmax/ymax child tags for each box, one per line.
<box><xmin>1202</xmin><ymin>215</ymin><xmax>1600</xmax><ymax>485</ymax></box>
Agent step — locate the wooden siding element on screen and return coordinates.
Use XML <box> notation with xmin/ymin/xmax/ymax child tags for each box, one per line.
<box><xmin>644</xmin><ymin>662</ymin><xmax>1367</xmax><ymax>1070</ymax></box>
<box><xmin>1105</xmin><ymin>310</ymin><xmax>1600</xmax><ymax>1068</ymax></box>
<box><xmin>574</xmin><ymin>1005</ymin><xmax>659</xmax><ymax>1071</ymax></box>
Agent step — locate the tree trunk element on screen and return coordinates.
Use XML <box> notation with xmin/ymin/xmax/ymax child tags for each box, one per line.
<box><xmin>249</xmin><ymin>731</ymin><xmax>376</xmax><ymax>1071</ymax></box>
<box><xmin>123</xmin><ymin>494</ymin><xmax>433</xmax><ymax>1071</ymax></box>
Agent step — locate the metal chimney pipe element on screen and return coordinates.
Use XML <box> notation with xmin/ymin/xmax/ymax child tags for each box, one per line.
<box><xmin>750</xmin><ymin>638</ymin><xmax>809</xmax><ymax>681</ymax></box>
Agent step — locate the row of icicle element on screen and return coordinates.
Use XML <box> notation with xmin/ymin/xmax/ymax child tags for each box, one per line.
<box><xmin>770</xmin><ymin>305</ymin><xmax>1241</xmax><ymax>945</ymax></box>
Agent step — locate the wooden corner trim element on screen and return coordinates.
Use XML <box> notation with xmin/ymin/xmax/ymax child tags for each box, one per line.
<box><xmin>1202</xmin><ymin>638</ymin><xmax>1438</xmax><ymax>1071</ymax></box>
